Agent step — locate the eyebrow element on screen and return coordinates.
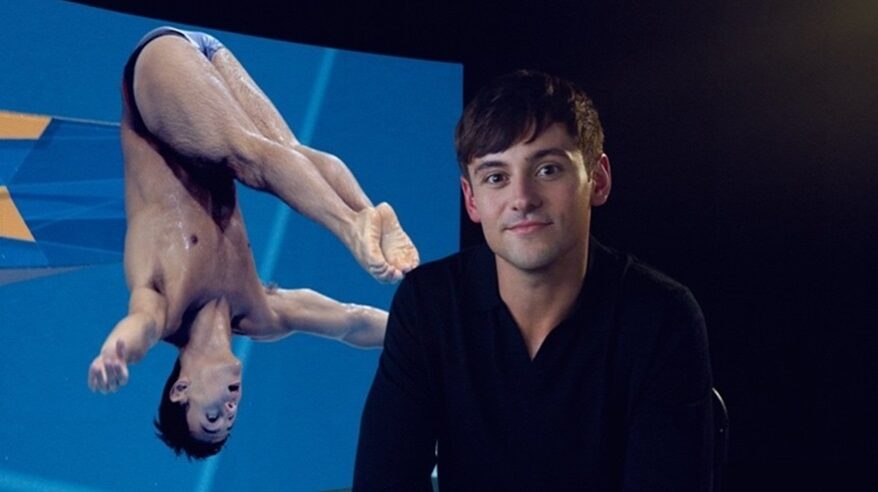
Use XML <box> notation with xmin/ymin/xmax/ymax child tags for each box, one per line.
<box><xmin>530</xmin><ymin>148</ymin><xmax>571</xmax><ymax>162</ymax></box>
<box><xmin>471</xmin><ymin>160</ymin><xmax>506</xmax><ymax>177</ymax></box>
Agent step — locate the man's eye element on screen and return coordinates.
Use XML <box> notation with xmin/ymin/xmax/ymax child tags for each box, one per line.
<box><xmin>485</xmin><ymin>174</ymin><xmax>505</xmax><ymax>185</ymax></box>
<box><xmin>537</xmin><ymin>164</ymin><xmax>560</xmax><ymax>177</ymax></box>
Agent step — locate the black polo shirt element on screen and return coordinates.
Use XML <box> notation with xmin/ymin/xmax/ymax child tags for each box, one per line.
<box><xmin>354</xmin><ymin>239</ymin><xmax>713</xmax><ymax>491</ymax></box>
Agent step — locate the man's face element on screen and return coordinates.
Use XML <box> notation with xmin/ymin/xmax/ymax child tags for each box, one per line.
<box><xmin>461</xmin><ymin>123</ymin><xmax>610</xmax><ymax>276</ymax></box>
<box><xmin>184</xmin><ymin>380</ymin><xmax>241</xmax><ymax>443</ymax></box>
<box><xmin>173</xmin><ymin>363</ymin><xmax>243</xmax><ymax>443</ymax></box>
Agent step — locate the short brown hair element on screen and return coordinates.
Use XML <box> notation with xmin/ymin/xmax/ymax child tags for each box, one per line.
<box><xmin>455</xmin><ymin>70</ymin><xmax>604</xmax><ymax>177</ymax></box>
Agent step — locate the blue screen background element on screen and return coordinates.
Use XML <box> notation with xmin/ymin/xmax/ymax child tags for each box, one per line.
<box><xmin>0</xmin><ymin>2</ymin><xmax>461</xmax><ymax>490</ymax></box>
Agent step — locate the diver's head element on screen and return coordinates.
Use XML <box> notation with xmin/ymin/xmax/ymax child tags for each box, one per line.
<box><xmin>155</xmin><ymin>357</ymin><xmax>242</xmax><ymax>459</ymax></box>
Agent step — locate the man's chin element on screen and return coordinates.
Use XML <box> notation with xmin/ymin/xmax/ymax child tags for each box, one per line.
<box><xmin>496</xmin><ymin>249</ymin><xmax>556</xmax><ymax>273</ymax></box>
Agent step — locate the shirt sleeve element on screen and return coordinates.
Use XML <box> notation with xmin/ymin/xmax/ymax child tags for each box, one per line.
<box><xmin>622</xmin><ymin>287</ymin><xmax>715</xmax><ymax>492</ymax></box>
<box><xmin>353</xmin><ymin>275</ymin><xmax>437</xmax><ymax>492</ymax></box>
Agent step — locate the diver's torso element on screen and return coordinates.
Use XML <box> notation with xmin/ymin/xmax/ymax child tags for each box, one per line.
<box><xmin>120</xmin><ymin>115</ymin><xmax>272</xmax><ymax>340</ymax></box>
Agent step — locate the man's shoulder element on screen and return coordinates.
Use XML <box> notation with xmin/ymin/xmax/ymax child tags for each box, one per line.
<box><xmin>392</xmin><ymin>244</ymin><xmax>494</xmax><ymax>316</ymax></box>
<box><xmin>593</xmin><ymin>239</ymin><xmax>699</xmax><ymax>314</ymax></box>
<box><xmin>405</xmin><ymin>244</ymin><xmax>492</xmax><ymax>284</ymax></box>
<box><xmin>594</xmin><ymin>241</ymin><xmax>707</xmax><ymax>367</ymax></box>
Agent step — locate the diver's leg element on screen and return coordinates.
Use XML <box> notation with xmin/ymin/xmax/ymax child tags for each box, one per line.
<box><xmin>132</xmin><ymin>35</ymin><xmax>402</xmax><ymax>282</ymax></box>
<box><xmin>210</xmin><ymin>48</ymin><xmax>419</xmax><ymax>275</ymax></box>
<box><xmin>210</xmin><ymin>48</ymin><xmax>373</xmax><ymax>211</ymax></box>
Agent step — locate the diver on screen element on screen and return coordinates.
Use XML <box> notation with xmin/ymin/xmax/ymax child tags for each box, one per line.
<box><xmin>87</xmin><ymin>27</ymin><xmax>419</xmax><ymax>459</ymax></box>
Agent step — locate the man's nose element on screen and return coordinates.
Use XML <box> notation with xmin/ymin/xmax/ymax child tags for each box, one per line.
<box><xmin>510</xmin><ymin>177</ymin><xmax>541</xmax><ymax>212</ymax></box>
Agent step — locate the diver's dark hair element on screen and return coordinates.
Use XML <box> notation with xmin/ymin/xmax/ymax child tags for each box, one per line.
<box><xmin>154</xmin><ymin>358</ymin><xmax>227</xmax><ymax>460</ymax></box>
<box><xmin>455</xmin><ymin>69</ymin><xmax>604</xmax><ymax>177</ymax></box>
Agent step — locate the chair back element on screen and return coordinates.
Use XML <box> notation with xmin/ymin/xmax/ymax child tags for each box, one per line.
<box><xmin>712</xmin><ymin>387</ymin><xmax>729</xmax><ymax>492</ymax></box>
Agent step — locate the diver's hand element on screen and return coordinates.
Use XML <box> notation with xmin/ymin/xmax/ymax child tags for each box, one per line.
<box><xmin>88</xmin><ymin>339</ymin><xmax>129</xmax><ymax>394</ymax></box>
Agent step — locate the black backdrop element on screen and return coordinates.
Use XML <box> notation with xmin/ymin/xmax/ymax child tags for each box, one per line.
<box><xmin>74</xmin><ymin>1</ymin><xmax>878</xmax><ymax>489</ymax></box>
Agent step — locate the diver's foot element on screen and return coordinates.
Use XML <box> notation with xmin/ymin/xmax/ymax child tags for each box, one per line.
<box><xmin>351</xmin><ymin>207</ymin><xmax>403</xmax><ymax>284</ymax></box>
<box><xmin>376</xmin><ymin>202</ymin><xmax>419</xmax><ymax>275</ymax></box>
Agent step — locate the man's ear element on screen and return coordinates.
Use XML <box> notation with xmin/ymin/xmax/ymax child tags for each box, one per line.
<box><xmin>169</xmin><ymin>378</ymin><xmax>189</xmax><ymax>404</ymax></box>
<box><xmin>460</xmin><ymin>176</ymin><xmax>482</xmax><ymax>223</ymax></box>
<box><xmin>590</xmin><ymin>154</ymin><xmax>612</xmax><ymax>206</ymax></box>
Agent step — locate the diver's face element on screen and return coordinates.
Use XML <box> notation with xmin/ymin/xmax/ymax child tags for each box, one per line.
<box><xmin>185</xmin><ymin>379</ymin><xmax>241</xmax><ymax>443</ymax></box>
<box><xmin>177</xmin><ymin>363</ymin><xmax>243</xmax><ymax>443</ymax></box>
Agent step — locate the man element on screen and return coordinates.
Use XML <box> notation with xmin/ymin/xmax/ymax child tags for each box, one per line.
<box><xmin>87</xmin><ymin>27</ymin><xmax>419</xmax><ymax>459</ymax></box>
<box><xmin>354</xmin><ymin>70</ymin><xmax>713</xmax><ymax>490</ymax></box>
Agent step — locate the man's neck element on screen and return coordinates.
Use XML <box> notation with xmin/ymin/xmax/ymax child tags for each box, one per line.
<box><xmin>496</xmin><ymin>245</ymin><xmax>589</xmax><ymax>359</ymax></box>
<box><xmin>180</xmin><ymin>298</ymin><xmax>235</xmax><ymax>362</ymax></box>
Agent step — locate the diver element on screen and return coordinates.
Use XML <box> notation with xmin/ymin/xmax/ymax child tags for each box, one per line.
<box><xmin>87</xmin><ymin>27</ymin><xmax>419</xmax><ymax>459</ymax></box>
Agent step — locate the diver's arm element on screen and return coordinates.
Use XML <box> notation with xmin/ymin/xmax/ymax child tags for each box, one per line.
<box><xmin>88</xmin><ymin>287</ymin><xmax>167</xmax><ymax>393</ymax></box>
<box><xmin>247</xmin><ymin>287</ymin><xmax>386</xmax><ymax>348</ymax></box>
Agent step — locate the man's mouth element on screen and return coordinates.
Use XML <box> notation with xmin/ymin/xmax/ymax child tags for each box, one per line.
<box><xmin>506</xmin><ymin>220</ymin><xmax>550</xmax><ymax>234</ymax></box>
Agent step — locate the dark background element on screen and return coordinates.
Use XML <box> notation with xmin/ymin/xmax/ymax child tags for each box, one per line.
<box><xmin>74</xmin><ymin>1</ymin><xmax>878</xmax><ymax>489</ymax></box>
